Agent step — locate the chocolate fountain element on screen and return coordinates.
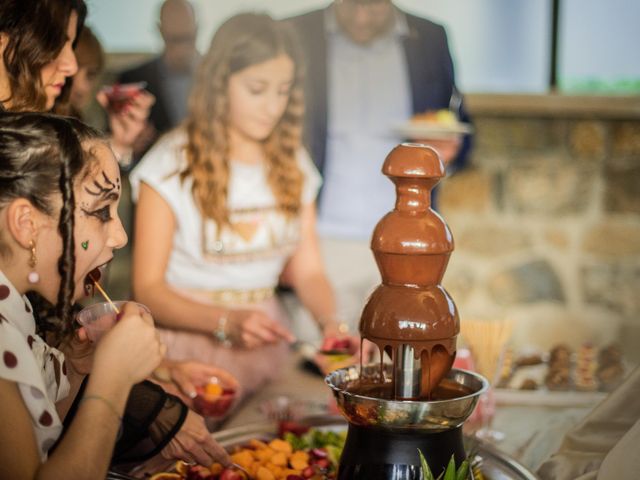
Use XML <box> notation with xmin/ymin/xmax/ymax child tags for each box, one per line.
<box><xmin>326</xmin><ymin>144</ymin><xmax>488</xmax><ymax>479</ymax></box>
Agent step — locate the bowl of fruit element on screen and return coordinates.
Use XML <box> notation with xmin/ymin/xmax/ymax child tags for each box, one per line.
<box><xmin>149</xmin><ymin>426</ymin><xmax>346</xmax><ymax>480</ymax></box>
<box><xmin>193</xmin><ymin>377</ymin><xmax>239</xmax><ymax>419</ymax></box>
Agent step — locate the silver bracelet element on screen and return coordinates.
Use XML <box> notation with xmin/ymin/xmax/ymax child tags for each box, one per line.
<box><xmin>213</xmin><ymin>312</ymin><xmax>232</xmax><ymax>347</ymax></box>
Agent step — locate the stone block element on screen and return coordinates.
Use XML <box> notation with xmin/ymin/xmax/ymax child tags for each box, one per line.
<box><xmin>488</xmin><ymin>259</ymin><xmax>565</xmax><ymax>305</ymax></box>
<box><xmin>619</xmin><ymin>323</ymin><xmax>640</xmax><ymax>364</ymax></box>
<box><xmin>457</xmin><ymin>223</ymin><xmax>530</xmax><ymax>256</ymax></box>
<box><xmin>545</xmin><ymin>228</ymin><xmax>569</xmax><ymax>249</ymax></box>
<box><xmin>442</xmin><ymin>266</ymin><xmax>475</xmax><ymax>304</ymax></box>
<box><xmin>505</xmin><ymin>159</ymin><xmax>595</xmax><ymax>215</ymax></box>
<box><xmin>582</xmin><ymin>222</ymin><xmax>640</xmax><ymax>257</ymax></box>
<box><xmin>473</xmin><ymin>117</ymin><xmax>560</xmax><ymax>154</ymax></box>
<box><xmin>581</xmin><ymin>262</ymin><xmax>640</xmax><ymax>317</ymax></box>
<box><xmin>473</xmin><ymin>118</ymin><xmax>510</xmax><ymax>155</ymax></box>
<box><xmin>507</xmin><ymin>303</ymin><xmax>621</xmax><ymax>352</ymax></box>
<box><xmin>610</xmin><ymin>121</ymin><xmax>640</xmax><ymax>161</ymax></box>
<box><xmin>440</xmin><ymin>169</ymin><xmax>493</xmax><ymax>213</ymax></box>
<box><xmin>604</xmin><ymin>164</ymin><xmax>640</xmax><ymax>214</ymax></box>
<box><xmin>568</xmin><ymin>120</ymin><xmax>607</xmax><ymax>163</ymax></box>
<box><xmin>502</xmin><ymin>118</ymin><xmax>556</xmax><ymax>150</ymax></box>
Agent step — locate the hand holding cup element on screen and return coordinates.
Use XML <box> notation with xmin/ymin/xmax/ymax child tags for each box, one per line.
<box><xmin>90</xmin><ymin>302</ymin><xmax>165</xmax><ymax>387</ymax></box>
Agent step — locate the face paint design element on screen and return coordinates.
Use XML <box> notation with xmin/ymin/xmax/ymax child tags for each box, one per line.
<box><xmin>78</xmin><ymin>169</ymin><xmax>120</xmax><ymax>298</ymax></box>
<box><xmin>80</xmin><ymin>171</ymin><xmax>121</xmax><ymax>222</ymax></box>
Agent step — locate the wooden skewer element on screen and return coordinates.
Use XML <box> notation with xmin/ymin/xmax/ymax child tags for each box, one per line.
<box><xmin>461</xmin><ymin>318</ymin><xmax>513</xmax><ymax>380</ymax></box>
<box><xmin>88</xmin><ymin>274</ymin><xmax>168</xmax><ymax>383</ymax></box>
<box><xmin>89</xmin><ymin>273</ymin><xmax>120</xmax><ymax>315</ymax></box>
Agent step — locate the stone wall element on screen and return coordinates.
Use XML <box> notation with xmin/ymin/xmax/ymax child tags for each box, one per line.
<box><xmin>439</xmin><ymin>94</ymin><xmax>640</xmax><ymax>362</ymax></box>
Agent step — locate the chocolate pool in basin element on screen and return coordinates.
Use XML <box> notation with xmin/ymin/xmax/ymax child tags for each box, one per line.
<box><xmin>326</xmin><ymin>144</ymin><xmax>488</xmax><ymax>479</ymax></box>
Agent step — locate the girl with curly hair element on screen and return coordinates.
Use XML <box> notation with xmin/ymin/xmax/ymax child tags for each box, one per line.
<box><xmin>131</xmin><ymin>13</ymin><xmax>359</xmax><ymax>396</ymax></box>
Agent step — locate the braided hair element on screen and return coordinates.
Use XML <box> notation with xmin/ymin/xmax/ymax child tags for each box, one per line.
<box><xmin>0</xmin><ymin>112</ymin><xmax>102</xmax><ymax>339</ymax></box>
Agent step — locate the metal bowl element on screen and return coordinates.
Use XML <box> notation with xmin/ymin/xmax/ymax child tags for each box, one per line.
<box><xmin>325</xmin><ymin>365</ymin><xmax>488</xmax><ymax>431</ymax></box>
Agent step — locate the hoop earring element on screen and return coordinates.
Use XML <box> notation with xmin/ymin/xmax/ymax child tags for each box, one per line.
<box><xmin>27</xmin><ymin>240</ymin><xmax>40</xmax><ymax>284</ymax></box>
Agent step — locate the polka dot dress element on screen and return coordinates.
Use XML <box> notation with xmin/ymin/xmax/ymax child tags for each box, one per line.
<box><xmin>0</xmin><ymin>270</ymin><xmax>70</xmax><ymax>460</ymax></box>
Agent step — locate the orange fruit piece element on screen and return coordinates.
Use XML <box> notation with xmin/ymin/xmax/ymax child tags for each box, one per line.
<box><xmin>149</xmin><ymin>473</ymin><xmax>181</xmax><ymax>480</ymax></box>
<box><xmin>204</xmin><ymin>382</ymin><xmax>223</xmax><ymax>398</ymax></box>
<box><xmin>175</xmin><ymin>460</ymin><xmax>190</xmax><ymax>475</ymax></box>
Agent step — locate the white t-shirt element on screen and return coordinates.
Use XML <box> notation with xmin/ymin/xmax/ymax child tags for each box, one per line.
<box><xmin>129</xmin><ymin>130</ymin><xmax>322</xmax><ymax>291</ymax></box>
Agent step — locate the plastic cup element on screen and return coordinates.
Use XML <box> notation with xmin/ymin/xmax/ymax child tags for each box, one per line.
<box><xmin>100</xmin><ymin>82</ymin><xmax>147</xmax><ymax>113</ymax></box>
<box><xmin>76</xmin><ymin>301</ymin><xmax>149</xmax><ymax>342</ymax></box>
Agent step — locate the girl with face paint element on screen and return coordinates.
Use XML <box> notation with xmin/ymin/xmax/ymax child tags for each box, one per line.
<box><xmin>0</xmin><ymin>112</ymin><xmax>166</xmax><ymax>478</ymax></box>
<box><xmin>0</xmin><ymin>0</ymin><xmax>232</xmax><ymax>470</ymax></box>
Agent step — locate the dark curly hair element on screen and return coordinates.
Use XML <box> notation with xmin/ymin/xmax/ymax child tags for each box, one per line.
<box><xmin>0</xmin><ymin>112</ymin><xmax>102</xmax><ymax>339</ymax></box>
<box><xmin>0</xmin><ymin>0</ymin><xmax>87</xmax><ymax>111</ymax></box>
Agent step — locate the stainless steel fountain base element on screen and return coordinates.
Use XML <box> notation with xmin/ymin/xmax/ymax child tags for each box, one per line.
<box><xmin>326</xmin><ymin>364</ymin><xmax>489</xmax><ymax>432</ymax></box>
<box><xmin>325</xmin><ymin>365</ymin><xmax>489</xmax><ymax>479</ymax></box>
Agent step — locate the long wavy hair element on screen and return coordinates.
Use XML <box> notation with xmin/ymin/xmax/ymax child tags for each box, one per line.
<box><xmin>0</xmin><ymin>112</ymin><xmax>102</xmax><ymax>340</ymax></box>
<box><xmin>0</xmin><ymin>0</ymin><xmax>87</xmax><ymax>112</ymax></box>
<box><xmin>183</xmin><ymin>13</ymin><xmax>305</xmax><ymax>231</ymax></box>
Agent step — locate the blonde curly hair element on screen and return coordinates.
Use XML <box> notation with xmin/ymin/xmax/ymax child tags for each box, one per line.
<box><xmin>182</xmin><ymin>13</ymin><xmax>305</xmax><ymax>231</ymax></box>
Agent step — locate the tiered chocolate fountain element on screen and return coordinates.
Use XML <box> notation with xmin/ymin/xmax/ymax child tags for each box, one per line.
<box><xmin>326</xmin><ymin>143</ymin><xmax>488</xmax><ymax>480</ymax></box>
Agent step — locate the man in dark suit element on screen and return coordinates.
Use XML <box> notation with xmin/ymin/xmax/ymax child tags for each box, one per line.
<box><xmin>287</xmin><ymin>0</ymin><xmax>472</xmax><ymax>333</ymax></box>
<box><xmin>118</xmin><ymin>0</ymin><xmax>198</xmax><ymax>157</ymax></box>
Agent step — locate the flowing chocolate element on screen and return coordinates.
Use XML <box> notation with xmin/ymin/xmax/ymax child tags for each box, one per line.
<box><xmin>359</xmin><ymin>143</ymin><xmax>459</xmax><ymax>399</ymax></box>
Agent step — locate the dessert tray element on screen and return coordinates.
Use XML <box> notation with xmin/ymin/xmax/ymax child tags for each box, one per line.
<box><xmin>494</xmin><ymin>344</ymin><xmax>630</xmax><ymax>407</ymax></box>
<box><xmin>128</xmin><ymin>415</ymin><xmax>539</xmax><ymax>480</ymax></box>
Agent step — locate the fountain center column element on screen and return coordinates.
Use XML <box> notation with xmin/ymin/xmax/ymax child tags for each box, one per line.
<box><xmin>359</xmin><ymin>143</ymin><xmax>460</xmax><ymax>399</ymax></box>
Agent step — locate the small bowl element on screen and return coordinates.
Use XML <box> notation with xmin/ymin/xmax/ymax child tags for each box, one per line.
<box><xmin>192</xmin><ymin>380</ymin><xmax>237</xmax><ymax>419</ymax></box>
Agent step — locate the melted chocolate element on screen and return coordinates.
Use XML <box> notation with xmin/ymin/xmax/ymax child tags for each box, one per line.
<box><xmin>347</xmin><ymin>377</ymin><xmax>472</xmax><ymax>401</ymax></box>
<box><xmin>358</xmin><ymin>144</ymin><xmax>461</xmax><ymax>399</ymax></box>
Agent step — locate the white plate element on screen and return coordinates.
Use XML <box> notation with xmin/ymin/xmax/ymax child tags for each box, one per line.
<box><xmin>393</xmin><ymin>121</ymin><xmax>473</xmax><ymax>140</ymax></box>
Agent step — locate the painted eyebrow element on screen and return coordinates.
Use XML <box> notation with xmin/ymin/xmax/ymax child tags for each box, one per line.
<box><xmin>84</xmin><ymin>171</ymin><xmax>120</xmax><ymax>200</ymax></box>
<box><xmin>103</xmin><ymin>191</ymin><xmax>120</xmax><ymax>202</ymax></box>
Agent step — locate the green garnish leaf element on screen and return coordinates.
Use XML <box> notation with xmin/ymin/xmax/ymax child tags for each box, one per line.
<box><xmin>456</xmin><ymin>459</ymin><xmax>470</xmax><ymax>480</ymax></box>
<box><xmin>443</xmin><ymin>454</ymin><xmax>456</xmax><ymax>480</ymax></box>
<box><xmin>418</xmin><ymin>449</ymin><xmax>435</xmax><ymax>480</ymax></box>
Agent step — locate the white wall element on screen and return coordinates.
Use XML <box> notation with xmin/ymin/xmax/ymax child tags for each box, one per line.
<box><xmin>86</xmin><ymin>0</ymin><xmax>638</xmax><ymax>94</ymax></box>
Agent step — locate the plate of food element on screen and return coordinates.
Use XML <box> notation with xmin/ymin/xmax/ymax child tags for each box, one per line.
<box><xmin>138</xmin><ymin>416</ymin><xmax>538</xmax><ymax>480</ymax></box>
<box><xmin>393</xmin><ymin>109</ymin><xmax>473</xmax><ymax>140</ymax></box>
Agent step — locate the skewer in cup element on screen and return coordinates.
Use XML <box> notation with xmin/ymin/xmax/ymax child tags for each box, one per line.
<box><xmin>85</xmin><ymin>277</ymin><xmax>168</xmax><ymax>381</ymax></box>
<box><xmin>89</xmin><ymin>273</ymin><xmax>120</xmax><ymax>315</ymax></box>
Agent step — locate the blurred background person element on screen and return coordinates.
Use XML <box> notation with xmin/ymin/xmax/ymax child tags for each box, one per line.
<box><xmin>67</xmin><ymin>26</ymin><xmax>105</xmax><ymax>120</ymax></box>
<box><xmin>537</xmin><ymin>365</ymin><xmax>640</xmax><ymax>480</ymax></box>
<box><xmin>0</xmin><ymin>111</ymin><xmax>166</xmax><ymax>480</ymax></box>
<box><xmin>118</xmin><ymin>0</ymin><xmax>199</xmax><ymax>160</ymax></box>
<box><xmin>130</xmin><ymin>13</ymin><xmax>361</xmax><ymax>401</ymax></box>
<box><xmin>287</xmin><ymin>0</ymin><xmax>472</xmax><ymax>333</ymax></box>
